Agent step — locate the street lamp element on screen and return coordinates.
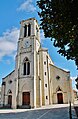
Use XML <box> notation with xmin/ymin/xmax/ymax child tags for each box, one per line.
<box><xmin>67</xmin><ymin>73</ymin><xmax>72</xmax><ymax>119</ymax></box>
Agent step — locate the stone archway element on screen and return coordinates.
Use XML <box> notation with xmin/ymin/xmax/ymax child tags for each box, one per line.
<box><xmin>57</xmin><ymin>93</ymin><xmax>63</xmax><ymax>104</ymax></box>
<box><xmin>21</xmin><ymin>84</ymin><xmax>31</xmax><ymax>106</ymax></box>
<box><xmin>8</xmin><ymin>95</ymin><xmax>12</xmax><ymax>106</ymax></box>
<box><xmin>56</xmin><ymin>86</ymin><xmax>63</xmax><ymax>104</ymax></box>
<box><xmin>7</xmin><ymin>90</ymin><xmax>12</xmax><ymax>107</ymax></box>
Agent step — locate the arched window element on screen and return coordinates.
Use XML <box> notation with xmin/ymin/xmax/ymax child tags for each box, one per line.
<box><xmin>56</xmin><ymin>86</ymin><xmax>62</xmax><ymax>92</ymax></box>
<box><xmin>24</xmin><ymin>25</ymin><xmax>27</xmax><ymax>37</ymax></box>
<box><xmin>36</xmin><ymin>26</ymin><xmax>39</xmax><ymax>37</ymax></box>
<box><xmin>8</xmin><ymin>89</ymin><xmax>12</xmax><ymax>94</ymax></box>
<box><xmin>7</xmin><ymin>90</ymin><xmax>12</xmax><ymax>107</ymax></box>
<box><xmin>23</xmin><ymin>57</ymin><xmax>30</xmax><ymax>75</ymax></box>
<box><xmin>28</xmin><ymin>24</ymin><xmax>31</xmax><ymax>36</ymax></box>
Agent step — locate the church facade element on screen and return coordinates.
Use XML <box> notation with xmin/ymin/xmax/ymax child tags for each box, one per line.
<box><xmin>1</xmin><ymin>18</ymin><xmax>72</xmax><ymax>109</ymax></box>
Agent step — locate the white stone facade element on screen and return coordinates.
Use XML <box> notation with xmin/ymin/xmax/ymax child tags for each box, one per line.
<box><xmin>1</xmin><ymin>18</ymin><xmax>72</xmax><ymax>109</ymax></box>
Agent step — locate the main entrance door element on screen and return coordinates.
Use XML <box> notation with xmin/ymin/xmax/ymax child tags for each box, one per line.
<box><xmin>57</xmin><ymin>93</ymin><xmax>63</xmax><ymax>104</ymax></box>
<box><xmin>8</xmin><ymin>95</ymin><xmax>12</xmax><ymax>107</ymax></box>
<box><xmin>22</xmin><ymin>92</ymin><xmax>30</xmax><ymax>105</ymax></box>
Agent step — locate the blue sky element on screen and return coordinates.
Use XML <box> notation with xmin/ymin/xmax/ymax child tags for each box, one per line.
<box><xmin>0</xmin><ymin>0</ymin><xmax>78</xmax><ymax>90</ymax></box>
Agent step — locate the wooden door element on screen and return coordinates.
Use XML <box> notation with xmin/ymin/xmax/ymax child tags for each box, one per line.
<box><xmin>57</xmin><ymin>93</ymin><xmax>63</xmax><ymax>104</ymax></box>
<box><xmin>22</xmin><ymin>92</ymin><xmax>30</xmax><ymax>105</ymax></box>
<box><xmin>8</xmin><ymin>95</ymin><xmax>12</xmax><ymax>106</ymax></box>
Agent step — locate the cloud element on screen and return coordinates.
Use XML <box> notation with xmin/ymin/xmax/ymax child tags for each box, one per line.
<box><xmin>71</xmin><ymin>76</ymin><xmax>77</xmax><ymax>80</ymax></box>
<box><xmin>40</xmin><ymin>30</ymin><xmax>45</xmax><ymax>45</ymax></box>
<box><xmin>6</xmin><ymin>59</ymin><xmax>11</xmax><ymax>65</ymax></box>
<box><xmin>0</xmin><ymin>27</ymin><xmax>19</xmax><ymax>61</ymax></box>
<box><xmin>71</xmin><ymin>76</ymin><xmax>78</xmax><ymax>91</ymax></box>
<box><xmin>40</xmin><ymin>31</ymin><xmax>45</xmax><ymax>40</ymax></box>
<box><xmin>17</xmin><ymin>0</ymin><xmax>36</xmax><ymax>12</ymax></box>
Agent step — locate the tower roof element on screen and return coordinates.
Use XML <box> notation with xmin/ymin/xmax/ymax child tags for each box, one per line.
<box><xmin>20</xmin><ymin>18</ymin><xmax>38</xmax><ymax>24</ymax></box>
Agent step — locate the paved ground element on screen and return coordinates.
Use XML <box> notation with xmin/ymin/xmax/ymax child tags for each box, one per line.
<box><xmin>0</xmin><ymin>104</ymin><xmax>77</xmax><ymax>119</ymax></box>
<box><xmin>74</xmin><ymin>106</ymin><xmax>78</xmax><ymax>118</ymax></box>
<box><xmin>74</xmin><ymin>99</ymin><xmax>78</xmax><ymax>118</ymax></box>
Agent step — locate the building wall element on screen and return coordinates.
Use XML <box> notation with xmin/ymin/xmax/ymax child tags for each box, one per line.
<box><xmin>1</xmin><ymin>71</ymin><xmax>17</xmax><ymax>108</ymax></box>
<box><xmin>42</xmin><ymin>50</ymin><xmax>50</xmax><ymax>105</ymax></box>
<box><xmin>39</xmin><ymin>50</ymin><xmax>45</xmax><ymax>106</ymax></box>
<box><xmin>36</xmin><ymin>53</ymin><xmax>41</xmax><ymax>107</ymax></box>
<box><xmin>38</xmin><ymin>49</ymin><xmax>54</xmax><ymax>106</ymax></box>
<box><xmin>50</xmin><ymin>65</ymin><xmax>72</xmax><ymax>104</ymax></box>
<box><xmin>18</xmin><ymin>78</ymin><xmax>34</xmax><ymax>107</ymax></box>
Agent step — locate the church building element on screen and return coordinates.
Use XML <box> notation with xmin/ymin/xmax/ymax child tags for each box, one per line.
<box><xmin>1</xmin><ymin>18</ymin><xmax>72</xmax><ymax>109</ymax></box>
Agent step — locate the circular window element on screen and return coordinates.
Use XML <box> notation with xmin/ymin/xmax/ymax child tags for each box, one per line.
<box><xmin>56</xmin><ymin>75</ymin><xmax>60</xmax><ymax>80</ymax></box>
<box><xmin>8</xmin><ymin>80</ymin><xmax>12</xmax><ymax>84</ymax></box>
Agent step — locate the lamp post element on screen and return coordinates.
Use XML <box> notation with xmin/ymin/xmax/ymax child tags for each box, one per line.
<box><xmin>67</xmin><ymin>73</ymin><xmax>72</xmax><ymax>119</ymax></box>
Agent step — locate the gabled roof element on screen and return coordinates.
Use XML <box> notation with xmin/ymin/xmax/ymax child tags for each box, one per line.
<box><xmin>2</xmin><ymin>70</ymin><xmax>15</xmax><ymax>80</ymax></box>
<box><xmin>50</xmin><ymin>64</ymin><xmax>70</xmax><ymax>73</ymax></box>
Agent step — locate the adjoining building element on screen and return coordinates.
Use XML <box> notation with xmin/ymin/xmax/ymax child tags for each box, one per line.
<box><xmin>1</xmin><ymin>18</ymin><xmax>72</xmax><ymax>109</ymax></box>
<box><xmin>73</xmin><ymin>89</ymin><xmax>78</xmax><ymax>104</ymax></box>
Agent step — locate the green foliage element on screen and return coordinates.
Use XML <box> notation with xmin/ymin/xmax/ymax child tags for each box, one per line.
<box><xmin>75</xmin><ymin>77</ymin><xmax>78</xmax><ymax>89</ymax></box>
<box><xmin>37</xmin><ymin>0</ymin><xmax>78</xmax><ymax>68</ymax></box>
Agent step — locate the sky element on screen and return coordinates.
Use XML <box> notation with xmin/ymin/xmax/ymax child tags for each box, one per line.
<box><xmin>0</xmin><ymin>0</ymin><xmax>78</xmax><ymax>90</ymax></box>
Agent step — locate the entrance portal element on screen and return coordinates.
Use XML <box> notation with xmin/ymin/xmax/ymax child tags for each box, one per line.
<box><xmin>22</xmin><ymin>92</ymin><xmax>30</xmax><ymax>105</ymax></box>
<box><xmin>57</xmin><ymin>93</ymin><xmax>63</xmax><ymax>104</ymax></box>
<box><xmin>8</xmin><ymin>95</ymin><xmax>12</xmax><ymax>107</ymax></box>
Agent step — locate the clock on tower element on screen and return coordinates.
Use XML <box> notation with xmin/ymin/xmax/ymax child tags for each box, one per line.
<box><xmin>24</xmin><ymin>40</ymin><xmax>30</xmax><ymax>48</ymax></box>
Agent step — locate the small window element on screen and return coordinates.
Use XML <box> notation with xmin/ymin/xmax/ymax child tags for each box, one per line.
<box><xmin>24</xmin><ymin>62</ymin><xmax>26</xmax><ymax>75</ymax></box>
<box><xmin>27</xmin><ymin>62</ymin><xmax>30</xmax><ymax>75</ymax></box>
<box><xmin>2</xmin><ymin>82</ymin><xmax>5</xmax><ymax>85</ymax></box>
<box><xmin>56</xmin><ymin>75</ymin><xmax>60</xmax><ymax>80</ymax></box>
<box><xmin>45</xmin><ymin>72</ymin><xmax>46</xmax><ymax>75</ymax></box>
<box><xmin>28</xmin><ymin>24</ymin><xmax>31</xmax><ymax>36</ymax></box>
<box><xmin>45</xmin><ymin>84</ymin><xmax>47</xmax><ymax>87</ymax></box>
<box><xmin>44</xmin><ymin>61</ymin><xmax>46</xmax><ymax>65</ymax></box>
<box><xmin>8</xmin><ymin>90</ymin><xmax>12</xmax><ymax>94</ymax></box>
<box><xmin>24</xmin><ymin>25</ymin><xmax>27</xmax><ymax>37</ymax></box>
<box><xmin>36</xmin><ymin>27</ymin><xmax>39</xmax><ymax>36</ymax></box>
<box><xmin>23</xmin><ymin>57</ymin><xmax>30</xmax><ymax>75</ymax></box>
<box><xmin>8</xmin><ymin>80</ymin><xmax>12</xmax><ymax>84</ymax></box>
<box><xmin>46</xmin><ymin>96</ymin><xmax>48</xmax><ymax>99</ymax></box>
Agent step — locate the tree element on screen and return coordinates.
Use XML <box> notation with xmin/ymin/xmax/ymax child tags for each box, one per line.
<box><xmin>75</xmin><ymin>77</ymin><xmax>78</xmax><ymax>89</ymax></box>
<box><xmin>37</xmin><ymin>0</ymin><xmax>78</xmax><ymax>68</ymax></box>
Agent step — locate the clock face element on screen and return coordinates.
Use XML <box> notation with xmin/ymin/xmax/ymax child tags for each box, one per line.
<box><xmin>25</xmin><ymin>41</ymin><xmax>30</xmax><ymax>48</ymax></box>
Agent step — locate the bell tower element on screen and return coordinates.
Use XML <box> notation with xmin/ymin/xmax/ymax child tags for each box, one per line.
<box><xmin>19</xmin><ymin>18</ymin><xmax>40</xmax><ymax>39</ymax></box>
<box><xmin>17</xmin><ymin>18</ymin><xmax>40</xmax><ymax>54</ymax></box>
<box><xmin>16</xmin><ymin>18</ymin><xmax>41</xmax><ymax>108</ymax></box>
